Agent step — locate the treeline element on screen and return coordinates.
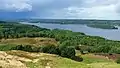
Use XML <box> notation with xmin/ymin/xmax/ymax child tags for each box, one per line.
<box><xmin>87</xmin><ymin>24</ymin><xmax>118</xmax><ymax>29</ymax></box>
<box><xmin>0</xmin><ymin>22</ymin><xmax>49</xmax><ymax>39</ymax></box>
<box><xmin>13</xmin><ymin>45</ymin><xmax>76</xmax><ymax>59</ymax></box>
<box><xmin>27</xmin><ymin>19</ymin><xmax>120</xmax><ymax>24</ymax></box>
<box><xmin>28</xmin><ymin>19</ymin><xmax>120</xmax><ymax>29</ymax></box>
<box><xmin>0</xmin><ymin>44</ymin><xmax>80</xmax><ymax>60</ymax></box>
<box><xmin>0</xmin><ymin>21</ymin><xmax>120</xmax><ymax>54</ymax></box>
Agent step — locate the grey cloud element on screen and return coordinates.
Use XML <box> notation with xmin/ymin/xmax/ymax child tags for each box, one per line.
<box><xmin>35</xmin><ymin>0</ymin><xmax>120</xmax><ymax>19</ymax></box>
<box><xmin>0</xmin><ymin>0</ymin><xmax>120</xmax><ymax>19</ymax></box>
<box><xmin>0</xmin><ymin>0</ymin><xmax>32</xmax><ymax>12</ymax></box>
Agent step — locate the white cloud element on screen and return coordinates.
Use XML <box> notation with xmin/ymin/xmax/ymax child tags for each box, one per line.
<box><xmin>47</xmin><ymin>0</ymin><xmax>120</xmax><ymax>20</ymax></box>
<box><xmin>0</xmin><ymin>0</ymin><xmax>120</xmax><ymax>19</ymax></box>
<box><xmin>0</xmin><ymin>0</ymin><xmax>32</xmax><ymax>12</ymax></box>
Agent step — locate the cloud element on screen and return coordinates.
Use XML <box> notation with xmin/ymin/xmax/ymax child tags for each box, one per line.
<box><xmin>43</xmin><ymin>0</ymin><xmax>120</xmax><ymax>20</ymax></box>
<box><xmin>31</xmin><ymin>0</ymin><xmax>84</xmax><ymax>18</ymax></box>
<box><xmin>0</xmin><ymin>0</ymin><xmax>120</xmax><ymax>19</ymax></box>
<box><xmin>0</xmin><ymin>0</ymin><xmax>32</xmax><ymax>12</ymax></box>
<box><xmin>50</xmin><ymin>4</ymin><xmax>118</xmax><ymax>20</ymax></box>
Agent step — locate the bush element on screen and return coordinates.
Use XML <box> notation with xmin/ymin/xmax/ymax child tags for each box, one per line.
<box><xmin>13</xmin><ymin>45</ymin><xmax>23</xmax><ymax>50</ymax></box>
<box><xmin>59</xmin><ymin>40</ymin><xmax>77</xmax><ymax>48</ymax></box>
<box><xmin>71</xmin><ymin>56</ymin><xmax>83</xmax><ymax>62</ymax></box>
<box><xmin>75</xmin><ymin>45</ymin><xmax>80</xmax><ymax>50</ymax></box>
<box><xmin>60</xmin><ymin>46</ymin><xmax>75</xmax><ymax>58</ymax></box>
<box><xmin>23</xmin><ymin>45</ymin><xmax>33</xmax><ymax>52</ymax></box>
<box><xmin>13</xmin><ymin>45</ymin><xmax>33</xmax><ymax>52</ymax></box>
<box><xmin>39</xmin><ymin>45</ymin><xmax>60</xmax><ymax>54</ymax></box>
<box><xmin>11</xmin><ymin>44</ymin><xmax>76</xmax><ymax>59</ymax></box>
<box><xmin>116</xmin><ymin>58</ymin><xmax>120</xmax><ymax>64</ymax></box>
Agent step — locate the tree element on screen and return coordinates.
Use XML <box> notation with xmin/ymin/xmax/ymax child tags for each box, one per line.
<box><xmin>60</xmin><ymin>46</ymin><xmax>75</xmax><ymax>58</ymax></box>
<box><xmin>109</xmin><ymin>47</ymin><xmax>120</xmax><ymax>54</ymax></box>
<box><xmin>39</xmin><ymin>45</ymin><xmax>59</xmax><ymax>54</ymax></box>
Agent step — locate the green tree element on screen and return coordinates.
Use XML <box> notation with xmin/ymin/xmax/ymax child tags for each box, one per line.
<box><xmin>60</xmin><ymin>46</ymin><xmax>75</xmax><ymax>58</ymax></box>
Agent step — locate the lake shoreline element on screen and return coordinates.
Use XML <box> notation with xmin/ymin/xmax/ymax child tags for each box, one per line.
<box><xmin>20</xmin><ymin>22</ymin><xmax>120</xmax><ymax>41</ymax></box>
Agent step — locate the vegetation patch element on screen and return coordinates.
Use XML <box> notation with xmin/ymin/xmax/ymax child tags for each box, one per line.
<box><xmin>0</xmin><ymin>37</ymin><xmax>57</xmax><ymax>46</ymax></box>
<box><xmin>82</xmin><ymin>54</ymin><xmax>112</xmax><ymax>64</ymax></box>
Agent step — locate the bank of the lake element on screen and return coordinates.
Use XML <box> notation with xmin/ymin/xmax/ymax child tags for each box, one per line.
<box><xmin>20</xmin><ymin>22</ymin><xmax>120</xmax><ymax>41</ymax></box>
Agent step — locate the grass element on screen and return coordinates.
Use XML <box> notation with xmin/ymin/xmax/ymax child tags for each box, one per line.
<box><xmin>0</xmin><ymin>47</ymin><xmax>119</xmax><ymax>68</ymax></box>
<box><xmin>82</xmin><ymin>54</ymin><xmax>112</xmax><ymax>64</ymax></box>
<box><xmin>2</xmin><ymin>50</ymin><xmax>120</xmax><ymax>68</ymax></box>
<box><xmin>7</xmin><ymin>50</ymin><xmax>39</xmax><ymax>59</ymax></box>
<box><xmin>0</xmin><ymin>37</ymin><xmax>58</xmax><ymax>46</ymax></box>
<box><xmin>26</xmin><ymin>54</ymin><xmax>120</xmax><ymax>68</ymax></box>
<box><xmin>0</xmin><ymin>37</ymin><xmax>120</xmax><ymax>68</ymax></box>
<box><xmin>25</xmin><ymin>52</ymin><xmax>120</xmax><ymax>68</ymax></box>
<box><xmin>56</xmin><ymin>58</ymin><xmax>90</xmax><ymax>68</ymax></box>
<box><xmin>0</xmin><ymin>44</ymin><xmax>17</xmax><ymax>51</ymax></box>
<box><xmin>56</xmin><ymin>54</ymin><xmax>120</xmax><ymax>68</ymax></box>
<box><xmin>90</xmin><ymin>62</ymin><xmax>120</xmax><ymax>68</ymax></box>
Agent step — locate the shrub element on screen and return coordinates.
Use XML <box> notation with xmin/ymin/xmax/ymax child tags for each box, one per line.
<box><xmin>39</xmin><ymin>45</ymin><xmax>60</xmax><ymax>54</ymax></box>
<box><xmin>12</xmin><ymin>45</ymin><xmax>23</xmax><ymax>50</ymax></box>
<box><xmin>116</xmin><ymin>57</ymin><xmax>120</xmax><ymax>64</ymax></box>
<box><xmin>23</xmin><ymin>45</ymin><xmax>33</xmax><ymax>52</ymax></box>
<box><xmin>11</xmin><ymin>44</ymin><xmax>76</xmax><ymax>59</ymax></box>
<box><xmin>60</xmin><ymin>46</ymin><xmax>75</xmax><ymax>58</ymax></box>
<box><xmin>75</xmin><ymin>45</ymin><xmax>80</xmax><ymax>50</ymax></box>
<box><xmin>13</xmin><ymin>45</ymin><xmax>34</xmax><ymax>52</ymax></box>
<box><xmin>71</xmin><ymin>56</ymin><xmax>83</xmax><ymax>62</ymax></box>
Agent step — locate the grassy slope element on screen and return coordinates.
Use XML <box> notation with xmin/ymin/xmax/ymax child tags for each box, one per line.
<box><xmin>0</xmin><ymin>38</ymin><xmax>120</xmax><ymax>68</ymax></box>
<box><xmin>0</xmin><ymin>37</ymin><xmax>58</xmax><ymax>51</ymax></box>
<box><xmin>0</xmin><ymin>37</ymin><xmax>58</xmax><ymax>46</ymax></box>
<box><xmin>6</xmin><ymin>50</ymin><xmax>120</xmax><ymax>68</ymax></box>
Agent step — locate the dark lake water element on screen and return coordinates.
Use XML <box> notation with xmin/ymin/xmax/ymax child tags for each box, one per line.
<box><xmin>20</xmin><ymin>22</ymin><xmax>120</xmax><ymax>41</ymax></box>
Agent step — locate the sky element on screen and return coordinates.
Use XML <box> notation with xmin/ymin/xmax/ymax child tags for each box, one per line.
<box><xmin>0</xmin><ymin>0</ymin><xmax>120</xmax><ymax>20</ymax></box>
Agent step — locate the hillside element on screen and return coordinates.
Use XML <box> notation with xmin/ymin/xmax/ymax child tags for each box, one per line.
<box><xmin>0</xmin><ymin>50</ymin><xmax>120</xmax><ymax>68</ymax></box>
<box><xmin>0</xmin><ymin>21</ymin><xmax>120</xmax><ymax>68</ymax></box>
<box><xmin>0</xmin><ymin>37</ymin><xmax>119</xmax><ymax>68</ymax></box>
<box><xmin>0</xmin><ymin>37</ymin><xmax>57</xmax><ymax>46</ymax></box>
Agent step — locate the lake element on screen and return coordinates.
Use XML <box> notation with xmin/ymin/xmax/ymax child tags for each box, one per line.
<box><xmin>20</xmin><ymin>22</ymin><xmax>120</xmax><ymax>41</ymax></box>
